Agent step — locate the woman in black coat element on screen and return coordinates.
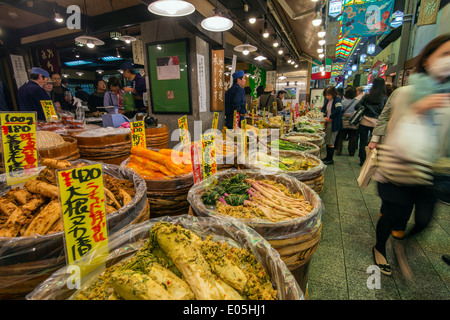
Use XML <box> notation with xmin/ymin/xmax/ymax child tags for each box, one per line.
<box><xmin>320</xmin><ymin>86</ymin><xmax>343</xmax><ymax>165</ymax></box>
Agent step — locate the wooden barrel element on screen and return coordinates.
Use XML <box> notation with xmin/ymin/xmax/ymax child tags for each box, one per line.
<box><xmin>38</xmin><ymin>136</ymin><xmax>80</xmax><ymax>161</ymax></box>
<box><xmin>145</xmin><ymin>173</ymin><xmax>194</xmax><ymax>217</ymax></box>
<box><xmin>145</xmin><ymin>125</ymin><xmax>169</xmax><ymax>150</ymax></box>
<box><xmin>268</xmin><ymin>223</ymin><xmax>322</xmax><ymax>297</ymax></box>
<box><xmin>75</xmin><ymin>132</ymin><xmax>132</xmax><ymax>165</ymax></box>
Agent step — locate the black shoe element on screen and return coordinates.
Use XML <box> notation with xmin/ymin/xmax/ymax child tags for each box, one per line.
<box><xmin>372</xmin><ymin>247</ymin><xmax>392</xmax><ymax>276</ymax></box>
<box><xmin>323</xmin><ymin>159</ymin><xmax>334</xmax><ymax>165</ymax></box>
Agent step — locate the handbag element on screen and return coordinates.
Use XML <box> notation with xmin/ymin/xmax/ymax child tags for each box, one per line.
<box><xmin>342</xmin><ymin>99</ymin><xmax>360</xmax><ymax>129</ymax></box>
<box><xmin>348</xmin><ymin>105</ymin><xmax>365</xmax><ymax>126</ymax></box>
<box><xmin>360</xmin><ymin>115</ymin><xmax>378</xmax><ymax>127</ymax></box>
<box><xmin>357</xmin><ymin>147</ymin><xmax>378</xmax><ymax>189</ymax></box>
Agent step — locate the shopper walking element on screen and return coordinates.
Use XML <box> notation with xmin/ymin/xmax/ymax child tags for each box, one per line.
<box><xmin>320</xmin><ymin>86</ymin><xmax>343</xmax><ymax>165</ymax></box>
<box><xmin>258</xmin><ymin>83</ymin><xmax>276</xmax><ymax>115</ymax></box>
<box><xmin>354</xmin><ymin>77</ymin><xmax>387</xmax><ymax>166</ymax></box>
<box><xmin>335</xmin><ymin>86</ymin><xmax>360</xmax><ymax>156</ymax></box>
<box><xmin>371</xmin><ymin>34</ymin><xmax>450</xmax><ymax>276</ymax></box>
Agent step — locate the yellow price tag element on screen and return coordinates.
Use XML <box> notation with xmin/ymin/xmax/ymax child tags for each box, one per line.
<box><xmin>212</xmin><ymin>112</ymin><xmax>219</xmax><ymax>130</ymax></box>
<box><xmin>201</xmin><ymin>133</ymin><xmax>217</xmax><ymax>179</ymax></box>
<box><xmin>130</xmin><ymin>121</ymin><xmax>146</xmax><ymax>148</ymax></box>
<box><xmin>0</xmin><ymin>112</ymin><xmax>39</xmax><ymax>185</ymax></box>
<box><xmin>233</xmin><ymin>110</ymin><xmax>237</xmax><ymax>131</ymax></box>
<box><xmin>241</xmin><ymin>119</ymin><xmax>247</xmax><ymax>156</ymax></box>
<box><xmin>40</xmin><ymin>100</ymin><xmax>58</xmax><ymax>122</ymax></box>
<box><xmin>178</xmin><ymin>115</ymin><xmax>190</xmax><ymax>147</ymax></box>
<box><xmin>57</xmin><ymin>163</ymin><xmax>109</xmax><ymax>273</ymax></box>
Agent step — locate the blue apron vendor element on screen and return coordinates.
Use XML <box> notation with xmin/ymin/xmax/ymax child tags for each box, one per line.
<box><xmin>224</xmin><ymin>70</ymin><xmax>247</xmax><ymax>129</ymax></box>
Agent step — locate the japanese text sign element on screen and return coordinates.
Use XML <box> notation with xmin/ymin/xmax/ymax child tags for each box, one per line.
<box><xmin>178</xmin><ymin>115</ymin><xmax>190</xmax><ymax>147</ymax></box>
<box><xmin>130</xmin><ymin>121</ymin><xmax>146</xmax><ymax>148</ymax></box>
<box><xmin>57</xmin><ymin>163</ymin><xmax>109</xmax><ymax>267</ymax></box>
<box><xmin>40</xmin><ymin>100</ymin><xmax>58</xmax><ymax>122</ymax></box>
<box><xmin>201</xmin><ymin>133</ymin><xmax>217</xmax><ymax>179</ymax></box>
<box><xmin>0</xmin><ymin>112</ymin><xmax>38</xmax><ymax>185</ymax></box>
<box><xmin>212</xmin><ymin>112</ymin><xmax>219</xmax><ymax>130</ymax></box>
<box><xmin>190</xmin><ymin>143</ymin><xmax>202</xmax><ymax>183</ymax></box>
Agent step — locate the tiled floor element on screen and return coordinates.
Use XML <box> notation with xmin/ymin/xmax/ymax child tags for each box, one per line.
<box><xmin>307</xmin><ymin>143</ymin><xmax>450</xmax><ymax>300</ymax></box>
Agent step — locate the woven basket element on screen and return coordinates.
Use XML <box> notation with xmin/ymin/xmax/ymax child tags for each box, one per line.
<box><xmin>283</xmin><ymin>133</ymin><xmax>325</xmax><ymax>150</ymax></box>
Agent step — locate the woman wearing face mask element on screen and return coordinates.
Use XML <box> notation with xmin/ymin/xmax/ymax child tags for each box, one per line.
<box><xmin>370</xmin><ymin>34</ymin><xmax>450</xmax><ymax>276</ymax></box>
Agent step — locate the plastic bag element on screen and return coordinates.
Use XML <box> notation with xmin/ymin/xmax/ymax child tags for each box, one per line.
<box><xmin>384</xmin><ymin>112</ymin><xmax>440</xmax><ymax>164</ymax></box>
<box><xmin>357</xmin><ymin>147</ymin><xmax>377</xmax><ymax>189</ymax></box>
<box><xmin>187</xmin><ymin>169</ymin><xmax>324</xmax><ymax>240</ymax></box>
<box><xmin>26</xmin><ymin>215</ymin><xmax>304</xmax><ymax>300</ymax></box>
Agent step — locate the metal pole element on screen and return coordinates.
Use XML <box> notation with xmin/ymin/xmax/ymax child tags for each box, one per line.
<box><xmin>395</xmin><ymin>0</ymin><xmax>414</xmax><ymax>87</ymax></box>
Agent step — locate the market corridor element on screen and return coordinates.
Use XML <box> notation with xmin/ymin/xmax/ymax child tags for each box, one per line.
<box><xmin>308</xmin><ymin>142</ymin><xmax>450</xmax><ymax>300</ymax></box>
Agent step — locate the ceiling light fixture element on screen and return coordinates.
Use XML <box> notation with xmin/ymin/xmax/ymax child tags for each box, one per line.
<box><xmin>234</xmin><ymin>4</ymin><xmax>257</xmax><ymax>56</ymax></box>
<box><xmin>318</xmin><ymin>27</ymin><xmax>326</xmax><ymax>38</ymax></box>
<box><xmin>317</xmin><ymin>48</ymin><xmax>323</xmax><ymax>53</ymax></box>
<box><xmin>254</xmin><ymin>54</ymin><xmax>267</xmax><ymax>61</ymax></box>
<box><xmin>75</xmin><ymin>35</ymin><xmax>104</xmax><ymax>49</ymax></box>
<box><xmin>148</xmin><ymin>0</ymin><xmax>195</xmax><ymax>17</ymax></box>
<box><xmin>110</xmin><ymin>31</ymin><xmax>122</xmax><ymax>40</ymax></box>
<box><xmin>312</xmin><ymin>12</ymin><xmax>322</xmax><ymax>26</ymax></box>
<box><xmin>272</xmin><ymin>35</ymin><xmax>279</xmax><ymax>47</ymax></box>
<box><xmin>201</xmin><ymin>0</ymin><xmax>233</xmax><ymax>32</ymax></box>
<box><xmin>278</xmin><ymin>74</ymin><xmax>286</xmax><ymax>80</ymax></box>
<box><xmin>278</xmin><ymin>47</ymin><xmax>283</xmax><ymax>55</ymax></box>
<box><xmin>263</xmin><ymin>21</ymin><xmax>269</xmax><ymax>38</ymax></box>
<box><xmin>249</xmin><ymin>17</ymin><xmax>256</xmax><ymax>24</ymax></box>
<box><xmin>319</xmin><ymin>53</ymin><xmax>324</xmax><ymax>58</ymax></box>
<box><xmin>96</xmin><ymin>69</ymin><xmax>104</xmax><ymax>74</ymax></box>
<box><xmin>54</xmin><ymin>12</ymin><xmax>64</xmax><ymax>23</ymax></box>
<box><xmin>116</xmin><ymin>48</ymin><xmax>121</xmax><ymax>58</ymax></box>
<box><xmin>318</xmin><ymin>39</ymin><xmax>326</xmax><ymax>46</ymax></box>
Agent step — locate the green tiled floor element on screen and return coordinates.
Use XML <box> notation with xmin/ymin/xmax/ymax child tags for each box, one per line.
<box><xmin>307</xmin><ymin>143</ymin><xmax>450</xmax><ymax>300</ymax></box>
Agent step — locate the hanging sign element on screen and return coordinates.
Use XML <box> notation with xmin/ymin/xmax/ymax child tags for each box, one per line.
<box><xmin>342</xmin><ymin>0</ymin><xmax>395</xmax><ymax>38</ymax></box>
<box><xmin>130</xmin><ymin>121</ymin><xmax>146</xmax><ymax>148</ymax></box>
<box><xmin>40</xmin><ymin>100</ymin><xmax>58</xmax><ymax>122</ymax></box>
<box><xmin>0</xmin><ymin>112</ymin><xmax>38</xmax><ymax>185</ymax></box>
<box><xmin>418</xmin><ymin>0</ymin><xmax>440</xmax><ymax>26</ymax></box>
<box><xmin>178</xmin><ymin>115</ymin><xmax>190</xmax><ymax>147</ymax></box>
<box><xmin>201</xmin><ymin>133</ymin><xmax>217</xmax><ymax>179</ymax></box>
<box><xmin>211</xmin><ymin>50</ymin><xmax>225</xmax><ymax>111</ymax></box>
<box><xmin>329</xmin><ymin>0</ymin><xmax>343</xmax><ymax>18</ymax></box>
<box><xmin>311</xmin><ymin>59</ymin><xmax>332</xmax><ymax>80</ymax></box>
<box><xmin>57</xmin><ymin>163</ymin><xmax>109</xmax><ymax>269</ymax></box>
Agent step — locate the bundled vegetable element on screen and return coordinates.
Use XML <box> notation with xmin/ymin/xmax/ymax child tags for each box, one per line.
<box><xmin>252</xmin><ymin>152</ymin><xmax>318</xmax><ymax>171</ymax></box>
<box><xmin>75</xmin><ymin>222</ymin><xmax>277</xmax><ymax>300</ymax></box>
<box><xmin>126</xmin><ymin>146</ymin><xmax>193</xmax><ymax>180</ymax></box>
<box><xmin>201</xmin><ymin>173</ymin><xmax>312</xmax><ymax>222</ymax></box>
<box><xmin>270</xmin><ymin>139</ymin><xmax>315</xmax><ymax>152</ymax></box>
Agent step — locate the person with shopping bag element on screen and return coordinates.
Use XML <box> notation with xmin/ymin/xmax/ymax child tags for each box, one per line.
<box><xmin>320</xmin><ymin>86</ymin><xmax>343</xmax><ymax>165</ymax></box>
<box><xmin>369</xmin><ymin>34</ymin><xmax>450</xmax><ymax>276</ymax></box>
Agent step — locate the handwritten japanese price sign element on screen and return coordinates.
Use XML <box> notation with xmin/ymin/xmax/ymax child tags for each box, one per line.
<box><xmin>212</xmin><ymin>112</ymin><xmax>219</xmax><ymax>130</ymax></box>
<box><xmin>57</xmin><ymin>163</ymin><xmax>109</xmax><ymax>270</ymax></box>
<box><xmin>178</xmin><ymin>116</ymin><xmax>190</xmax><ymax>147</ymax></box>
<box><xmin>130</xmin><ymin>121</ymin><xmax>146</xmax><ymax>148</ymax></box>
<box><xmin>241</xmin><ymin>120</ymin><xmax>247</xmax><ymax>156</ymax></box>
<box><xmin>233</xmin><ymin>110</ymin><xmax>237</xmax><ymax>131</ymax></box>
<box><xmin>40</xmin><ymin>100</ymin><xmax>58</xmax><ymax>122</ymax></box>
<box><xmin>252</xmin><ymin>109</ymin><xmax>255</xmax><ymax>126</ymax></box>
<box><xmin>201</xmin><ymin>133</ymin><xmax>217</xmax><ymax>179</ymax></box>
<box><xmin>190</xmin><ymin>143</ymin><xmax>202</xmax><ymax>183</ymax></box>
<box><xmin>0</xmin><ymin>112</ymin><xmax>38</xmax><ymax>185</ymax></box>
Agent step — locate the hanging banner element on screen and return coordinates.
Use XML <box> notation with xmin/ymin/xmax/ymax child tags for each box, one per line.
<box><xmin>132</xmin><ymin>36</ymin><xmax>145</xmax><ymax>65</ymax></box>
<box><xmin>40</xmin><ymin>100</ymin><xmax>58</xmax><ymax>122</ymax></box>
<box><xmin>211</xmin><ymin>49</ymin><xmax>225</xmax><ymax>111</ymax></box>
<box><xmin>311</xmin><ymin>59</ymin><xmax>332</xmax><ymax>80</ymax></box>
<box><xmin>57</xmin><ymin>163</ymin><xmax>109</xmax><ymax>270</ymax></box>
<box><xmin>342</xmin><ymin>0</ymin><xmax>395</xmax><ymax>38</ymax></box>
<box><xmin>201</xmin><ymin>133</ymin><xmax>217</xmax><ymax>179</ymax></box>
<box><xmin>418</xmin><ymin>0</ymin><xmax>440</xmax><ymax>26</ymax></box>
<box><xmin>327</xmin><ymin>21</ymin><xmax>342</xmax><ymax>46</ymax></box>
<box><xmin>130</xmin><ymin>121</ymin><xmax>146</xmax><ymax>148</ymax></box>
<box><xmin>249</xmin><ymin>64</ymin><xmax>266</xmax><ymax>99</ymax></box>
<box><xmin>1</xmin><ymin>112</ymin><xmax>38</xmax><ymax>185</ymax></box>
<box><xmin>37</xmin><ymin>44</ymin><xmax>60</xmax><ymax>74</ymax></box>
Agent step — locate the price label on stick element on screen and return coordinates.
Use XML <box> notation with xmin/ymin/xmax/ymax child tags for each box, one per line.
<box><xmin>241</xmin><ymin>119</ymin><xmax>247</xmax><ymax>157</ymax></box>
<box><xmin>201</xmin><ymin>133</ymin><xmax>217</xmax><ymax>179</ymax></box>
<box><xmin>212</xmin><ymin>112</ymin><xmax>219</xmax><ymax>131</ymax></box>
<box><xmin>130</xmin><ymin>121</ymin><xmax>146</xmax><ymax>148</ymax></box>
<box><xmin>178</xmin><ymin>115</ymin><xmax>190</xmax><ymax>147</ymax></box>
<box><xmin>190</xmin><ymin>143</ymin><xmax>202</xmax><ymax>183</ymax></box>
<box><xmin>57</xmin><ymin>163</ymin><xmax>109</xmax><ymax>275</ymax></box>
<box><xmin>252</xmin><ymin>109</ymin><xmax>255</xmax><ymax>126</ymax></box>
<box><xmin>0</xmin><ymin>112</ymin><xmax>38</xmax><ymax>185</ymax></box>
<box><xmin>40</xmin><ymin>100</ymin><xmax>58</xmax><ymax>122</ymax></box>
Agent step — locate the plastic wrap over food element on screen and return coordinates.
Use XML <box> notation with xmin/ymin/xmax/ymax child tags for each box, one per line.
<box><xmin>26</xmin><ymin>215</ymin><xmax>304</xmax><ymax>300</ymax></box>
<box><xmin>0</xmin><ymin>159</ymin><xmax>148</xmax><ymax>267</ymax></box>
<box><xmin>187</xmin><ymin>169</ymin><xmax>323</xmax><ymax>240</ymax></box>
<box><xmin>241</xmin><ymin>149</ymin><xmax>326</xmax><ymax>182</ymax></box>
<box><xmin>283</xmin><ymin>132</ymin><xmax>325</xmax><ymax>146</ymax></box>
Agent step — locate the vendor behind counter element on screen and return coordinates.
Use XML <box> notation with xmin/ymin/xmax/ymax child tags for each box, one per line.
<box><xmin>121</xmin><ymin>61</ymin><xmax>147</xmax><ymax>118</ymax></box>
